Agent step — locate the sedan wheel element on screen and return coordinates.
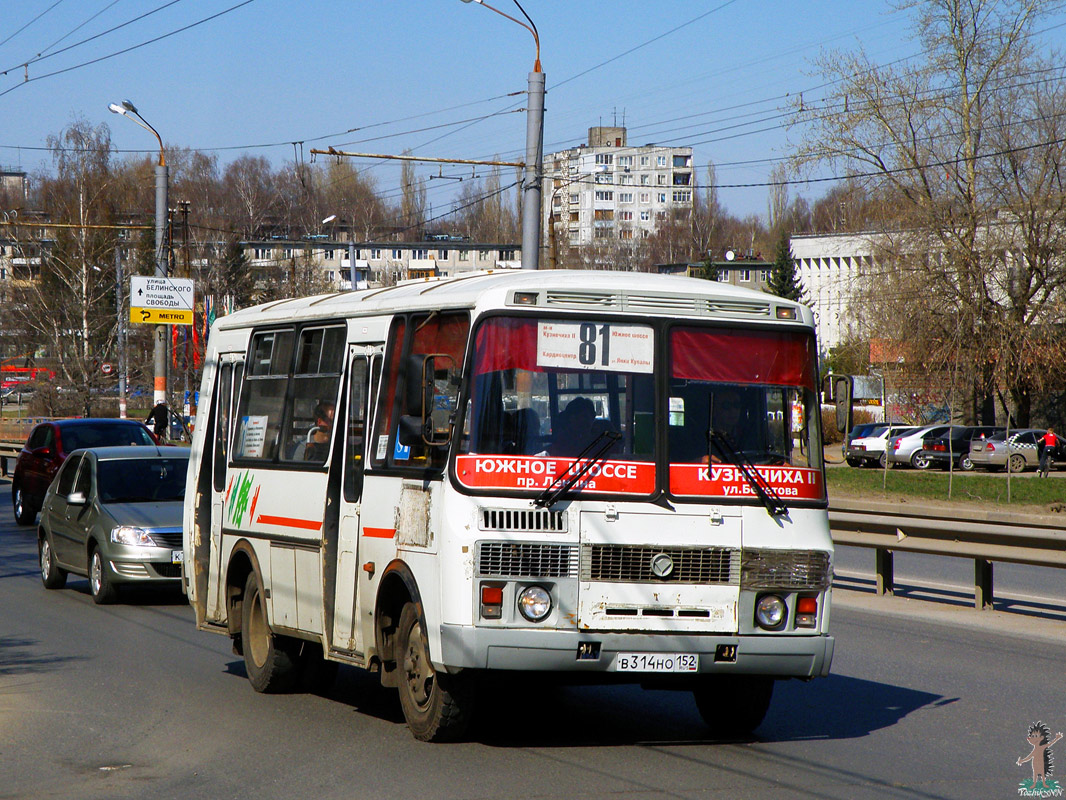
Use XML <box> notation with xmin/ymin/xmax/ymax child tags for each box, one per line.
<box><xmin>13</xmin><ymin>486</ymin><xmax>35</xmax><ymax>526</ymax></box>
<box><xmin>877</xmin><ymin>452</ymin><xmax>888</xmax><ymax>469</ymax></box>
<box><xmin>958</xmin><ymin>454</ymin><xmax>974</xmax><ymax>471</ymax></box>
<box><xmin>1008</xmin><ymin>453</ymin><xmax>1027</xmax><ymax>474</ymax></box>
<box><xmin>910</xmin><ymin>452</ymin><xmax>931</xmax><ymax>470</ymax></box>
<box><xmin>39</xmin><ymin>537</ymin><xmax>67</xmax><ymax>590</ymax></box>
<box><xmin>89</xmin><ymin>547</ymin><xmax>119</xmax><ymax>604</ymax></box>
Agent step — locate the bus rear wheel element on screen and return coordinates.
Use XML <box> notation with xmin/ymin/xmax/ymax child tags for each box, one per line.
<box><xmin>241</xmin><ymin>572</ymin><xmax>300</xmax><ymax>693</ymax></box>
<box><xmin>396</xmin><ymin>601</ymin><xmax>473</xmax><ymax>742</ymax></box>
<box><xmin>693</xmin><ymin>675</ymin><xmax>774</xmax><ymax>738</ymax></box>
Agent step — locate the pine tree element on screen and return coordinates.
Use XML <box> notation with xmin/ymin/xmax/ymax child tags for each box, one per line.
<box><xmin>768</xmin><ymin>231</ymin><xmax>806</xmax><ymax>303</ymax></box>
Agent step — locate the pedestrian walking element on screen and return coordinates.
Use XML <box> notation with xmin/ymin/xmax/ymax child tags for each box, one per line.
<box><xmin>145</xmin><ymin>402</ymin><xmax>169</xmax><ymax>441</ymax></box>
<box><xmin>1038</xmin><ymin>427</ymin><xmax>1058</xmax><ymax>477</ymax></box>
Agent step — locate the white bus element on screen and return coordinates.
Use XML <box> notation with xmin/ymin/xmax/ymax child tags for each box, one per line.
<box><xmin>183</xmin><ymin>269</ymin><xmax>834</xmax><ymax>741</ymax></box>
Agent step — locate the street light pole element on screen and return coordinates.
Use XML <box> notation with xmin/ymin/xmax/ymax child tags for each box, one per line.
<box><xmin>110</xmin><ymin>99</ymin><xmax>169</xmax><ymax>406</ymax></box>
<box><xmin>460</xmin><ymin>0</ymin><xmax>543</xmax><ymax>270</ymax></box>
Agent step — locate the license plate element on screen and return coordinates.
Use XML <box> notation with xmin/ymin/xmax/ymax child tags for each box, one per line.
<box><xmin>613</xmin><ymin>652</ymin><xmax>698</xmax><ymax>672</ymax></box>
<box><xmin>172</xmin><ymin>549</ymin><xmax>184</xmax><ymax>564</ymax></box>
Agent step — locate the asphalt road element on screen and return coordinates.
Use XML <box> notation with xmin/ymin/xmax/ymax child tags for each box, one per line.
<box><xmin>2</xmin><ymin>479</ymin><xmax>1065</xmax><ymax>800</ymax></box>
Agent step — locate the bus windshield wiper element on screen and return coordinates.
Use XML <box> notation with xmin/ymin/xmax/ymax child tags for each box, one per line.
<box><xmin>708</xmin><ymin>429</ymin><xmax>788</xmax><ymax>517</ymax></box>
<box><xmin>533</xmin><ymin>430</ymin><xmax>622</xmax><ymax>508</ymax></box>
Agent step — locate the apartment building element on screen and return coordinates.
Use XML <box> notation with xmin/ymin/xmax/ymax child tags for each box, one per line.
<box><xmin>243</xmin><ymin>239</ymin><xmax>520</xmax><ymax>289</ymax></box>
<box><xmin>542</xmin><ymin>126</ymin><xmax>694</xmax><ymax>256</ymax></box>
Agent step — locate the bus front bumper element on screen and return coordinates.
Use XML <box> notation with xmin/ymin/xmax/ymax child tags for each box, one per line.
<box><xmin>438</xmin><ymin>625</ymin><xmax>834</xmax><ymax>679</ymax></box>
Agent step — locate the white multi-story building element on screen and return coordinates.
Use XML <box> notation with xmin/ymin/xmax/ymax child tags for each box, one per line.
<box><xmin>790</xmin><ymin>232</ymin><xmax>876</xmax><ymax>352</ymax></box>
<box><xmin>542</xmin><ymin>126</ymin><xmax>693</xmax><ymax>255</ymax></box>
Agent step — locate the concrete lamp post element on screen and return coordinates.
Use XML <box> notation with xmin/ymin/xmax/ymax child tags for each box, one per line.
<box><xmin>109</xmin><ymin>100</ymin><xmax>169</xmax><ymax>407</ymax></box>
<box><xmin>459</xmin><ymin>0</ymin><xmax>544</xmax><ymax>270</ymax></box>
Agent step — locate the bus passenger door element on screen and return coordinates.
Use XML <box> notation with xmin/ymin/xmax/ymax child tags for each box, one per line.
<box><xmin>332</xmin><ymin>346</ymin><xmax>380</xmax><ymax>654</ymax></box>
<box><xmin>206</xmin><ymin>355</ymin><xmax>243</xmax><ymax>621</ymax></box>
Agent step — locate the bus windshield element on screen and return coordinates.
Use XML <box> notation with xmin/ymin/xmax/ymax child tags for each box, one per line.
<box><xmin>454</xmin><ymin>316</ymin><xmax>825</xmax><ymax>503</ymax></box>
<box><xmin>455</xmin><ymin>316</ymin><xmax>656</xmax><ymax>497</ymax></box>
<box><xmin>667</xmin><ymin>326</ymin><xmax>824</xmax><ymax>501</ymax></box>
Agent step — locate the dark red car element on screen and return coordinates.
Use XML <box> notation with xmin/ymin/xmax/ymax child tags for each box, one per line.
<box><xmin>12</xmin><ymin>418</ymin><xmax>158</xmax><ymax>525</ymax></box>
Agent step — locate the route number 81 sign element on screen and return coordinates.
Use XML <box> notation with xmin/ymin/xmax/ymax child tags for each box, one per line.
<box><xmin>536</xmin><ymin>321</ymin><xmax>654</xmax><ymax>373</ymax></box>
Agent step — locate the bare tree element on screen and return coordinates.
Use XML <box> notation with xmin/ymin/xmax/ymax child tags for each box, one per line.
<box><xmin>13</xmin><ymin>119</ymin><xmax>119</xmax><ymax>415</ymax></box>
<box><xmin>222</xmin><ymin>155</ymin><xmax>276</xmax><ymax>237</ymax></box>
<box><xmin>399</xmin><ymin>153</ymin><xmax>426</xmax><ymax>239</ymax></box>
<box><xmin>792</xmin><ymin>0</ymin><xmax>1066</xmax><ymax>425</ymax></box>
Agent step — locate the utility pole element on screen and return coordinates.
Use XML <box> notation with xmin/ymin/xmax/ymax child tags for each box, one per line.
<box><xmin>115</xmin><ymin>246</ymin><xmax>126</xmax><ymax>418</ymax></box>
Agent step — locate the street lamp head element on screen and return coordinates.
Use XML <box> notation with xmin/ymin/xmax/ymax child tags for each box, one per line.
<box><xmin>322</xmin><ymin>214</ymin><xmax>337</xmax><ymax>224</ymax></box>
<box><xmin>460</xmin><ymin>0</ymin><xmax>483</xmax><ymax>4</ymax></box>
<box><xmin>108</xmin><ymin>103</ymin><xmax>127</xmax><ymax>116</ymax></box>
<box><xmin>121</xmin><ymin>99</ymin><xmax>138</xmax><ymax>114</ymax></box>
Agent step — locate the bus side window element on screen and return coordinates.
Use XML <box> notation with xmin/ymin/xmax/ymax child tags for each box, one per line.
<box><xmin>371</xmin><ymin>312</ymin><xmax>469</xmax><ymax>472</ymax></box>
<box><xmin>283</xmin><ymin>326</ymin><xmax>346</xmax><ymax>464</ymax></box>
<box><xmin>233</xmin><ymin>330</ymin><xmax>294</xmax><ymax>461</ymax></box>
<box><xmin>212</xmin><ymin>363</ymin><xmax>233</xmax><ymax>491</ymax></box>
<box><xmin>343</xmin><ymin>356</ymin><xmax>370</xmax><ymax>502</ymax></box>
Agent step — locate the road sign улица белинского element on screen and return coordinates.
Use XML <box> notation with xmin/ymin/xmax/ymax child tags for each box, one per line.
<box><xmin>130</xmin><ymin>276</ymin><xmax>195</xmax><ymax>326</ymax></box>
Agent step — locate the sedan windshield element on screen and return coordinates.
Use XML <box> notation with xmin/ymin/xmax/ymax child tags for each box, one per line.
<box><xmin>61</xmin><ymin>423</ymin><xmax>155</xmax><ymax>451</ymax></box>
<box><xmin>97</xmin><ymin>458</ymin><xmax>189</xmax><ymax>503</ymax></box>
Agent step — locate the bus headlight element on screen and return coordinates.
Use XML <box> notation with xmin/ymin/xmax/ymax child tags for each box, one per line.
<box><xmin>755</xmin><ymin>594</ymin><xmax>787</xmax><ymax>630</ymax></box>
<box><xmin>517</xmin><ymin>585</ymin><xmax>552</xmax><ymax>622</ymax></box>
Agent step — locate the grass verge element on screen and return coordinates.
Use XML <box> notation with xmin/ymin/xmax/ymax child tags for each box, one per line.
<box><xmin>826</xmin><ymin>466</ymin><xmax>1066</xmax><ymax>512</ymax></box>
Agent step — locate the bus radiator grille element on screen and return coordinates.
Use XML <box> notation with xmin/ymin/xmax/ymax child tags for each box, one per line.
<box><xmin>580</xmin><ymin>544</ymin><xmax>739</xmax><ymax>584</ymax></box>
<box><xmin>476</xmin><ymin>542</ymin><xmax>579</xmax><ymax>578</ymax></box>
<box><xmin>478</xmin><ymin>508</ymin><xmax>567</xmax><ymax>533</ymax></box>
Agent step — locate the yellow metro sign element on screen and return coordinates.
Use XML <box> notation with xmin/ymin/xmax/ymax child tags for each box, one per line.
<box><xmin>130</xmin><ymin>276</ymin><xmax>194</xmax><ymax>326</ymax></box>
<box><xmin>131</xmin><ymin>307</ymin><xmax>193</xmax><ymax>325</ymax></box>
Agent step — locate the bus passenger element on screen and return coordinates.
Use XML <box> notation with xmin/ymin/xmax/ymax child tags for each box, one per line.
<box><xmin>550</xmin><ymin>397</ymin><xmax>598</xmax><ymax>457</ymax></box>
<box><xmin>303</xmin><ymin>401</ymin><xmax>335</xmax><ymax>461</ymax></box>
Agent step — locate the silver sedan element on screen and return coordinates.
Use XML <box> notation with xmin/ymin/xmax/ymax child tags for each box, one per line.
<box><xmin>37</xmin><ymin>446</ymin><xmax>189</xmax><ymax>604</ymax></box>
<box><xmin>968</xmin><ymin>429</ymin><xmax>1044</xmax><ymax>473</ymax></box>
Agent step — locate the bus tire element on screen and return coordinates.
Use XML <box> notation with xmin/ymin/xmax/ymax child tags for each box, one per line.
<box><xmin>693</xmin><ymin>675</ymin><xmax>774</xmax><ymax>738</ymax></box>
<box><xmin>396</xmin><ymin>601</ymin><xmax>473</xmax><ymax>742</ymax></box>
<box><xmin>241</xmin><ymin>572</ymin><xmax>300</xmax><ymax>693</ymax></box>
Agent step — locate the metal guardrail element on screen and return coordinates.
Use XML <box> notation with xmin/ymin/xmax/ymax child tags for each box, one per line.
<box><xmin>0</xmin><ymin>439</ymin><xmax>22</xmax><ymax>476</ymax></box>
<box><xmin>829</xmin><ymin>497</ymin><xmax>1066</xmax><ymax>609</ymax></box>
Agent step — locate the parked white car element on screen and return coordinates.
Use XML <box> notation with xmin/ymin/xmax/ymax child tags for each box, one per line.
<box><xmin>847</xmin><ymin>425</ymin><xmax>918</xmax><ymax>468</ymax></box>
<box><xmin>886</xmin><ymin>424</ymin><xmax>952</xmax><ymax>469</ymax></box>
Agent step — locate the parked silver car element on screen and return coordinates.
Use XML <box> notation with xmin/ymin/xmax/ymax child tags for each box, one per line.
<box><xmin>968</xmin><ymin>429</ymin><xmax>1045</xmax><ymax>473</ymax></box>
<box><xmin>847</xmin><ymin>425</ymin><xmax>918</xmax><ymax>468</ymax></box>
<box><xmin>886</xmin><ymin>424</ymin><xmax>952</xmax><ymax>469</ymax></box>
<box><xmin>37</xmin><ymin>446</ymin><xmax>189</xmax><ymax>603</ymax></box>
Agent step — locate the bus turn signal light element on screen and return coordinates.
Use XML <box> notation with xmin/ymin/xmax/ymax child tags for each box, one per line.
<box><xmin>796</xmin><ymin>596</ymin><xmax>818</xmax><ymax>628</ymax></box>
<box><xmin>481</xmin><ymin>584</ymin><xmax>504</xmax><ymax>619</ymax></box>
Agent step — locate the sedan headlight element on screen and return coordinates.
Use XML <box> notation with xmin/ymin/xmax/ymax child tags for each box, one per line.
<box><xmin>111</xmin><ymin>526</ymin><xmax>154</xmax><ymax>546</ymax></box>
<box><xmin>517</xmin><ymin>585</ymin><xmax>552</xmax><ymax>622</ymax></box>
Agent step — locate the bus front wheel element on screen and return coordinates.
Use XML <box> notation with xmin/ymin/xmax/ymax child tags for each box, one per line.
<box><xmin>241</xmin><ymin>572</ymin><xmax>300</xmax><ymax>693</ymax></box>
<box><xmin>693</xmin><ymin>675</ymin><xmax>774</xmax><ymax>738</ymax></box>
<box><xmin>396</xmin><ymin>601</ymin><xmax>473</xmax><ymax>742</ymax></box>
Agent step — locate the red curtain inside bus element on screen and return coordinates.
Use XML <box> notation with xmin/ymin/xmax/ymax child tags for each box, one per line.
<box><xmin>670</xmin><ymin>327</ymin><xmax>816</xmax><ymax>390</ymax></box>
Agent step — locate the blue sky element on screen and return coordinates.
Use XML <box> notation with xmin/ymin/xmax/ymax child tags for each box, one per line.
<box><xmin>2</xmin><ymin>0</ymin><xmax>1064</xmax><ymax>220</ymax></box>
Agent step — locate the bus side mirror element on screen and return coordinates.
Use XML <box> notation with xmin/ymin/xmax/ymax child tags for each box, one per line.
<box><xmin>399</xmin><ymin>354</ymin><xmax>456</xmax><ymax>448</ymax></box>
<box><xmin>833</xmin><ymin>375</ymin><xmax>853</xmax><ymax>434</ymax></box>
<box><xmin>399</xmin><ymin>354</ymin><xmax>435</xmax><ymax>447</ymax></box>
